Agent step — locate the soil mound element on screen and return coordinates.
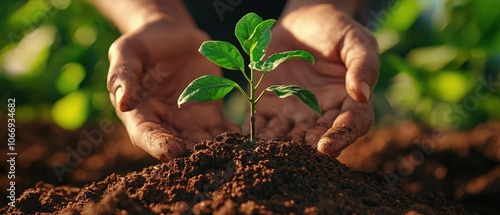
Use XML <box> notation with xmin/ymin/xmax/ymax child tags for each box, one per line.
<box><xmin>4</xmin><ymin>133</ymin><xmax>468</xmax><ymax>214</ymax></box>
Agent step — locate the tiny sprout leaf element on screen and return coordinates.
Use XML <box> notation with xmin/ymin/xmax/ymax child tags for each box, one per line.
<box><xmin>178</xmin><ymin>75</ymin><xmax>239</xmax><ymax>107</ymax></box>
<box><xmin>199</xmin><ymin>41</ymin><xmax>245</xmax><ymax>71</ymax></box>
<box><xmin>265</xmin><ymin>85</ymin><xmax>322</xmax><ymax>116</ymax></box>
<box><xmin>235</xmin><ymin>13</ymin><xmax>263</xmax><ymax>54</ymax></box>
<box><xmin>251</xmin><ymin>50</ymin><xmax>315</xmax><ymax>72</ymax></box>
<box><xmin>243</xmin><ymin>19</ymin><xmax>276</xmax><ymax>62</ymax></box>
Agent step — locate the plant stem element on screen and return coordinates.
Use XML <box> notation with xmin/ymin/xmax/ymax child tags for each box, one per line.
<box><xmin>255</xmin><ymin>72</ymin><xmax>266</xmax><ymax>90</ymax></box>
<box><xmin>249</xmin><ymin>68</ymin><xmax>256</xmax><ymax>144</ymax></box>
<box><xmin>253</xmin><ymin>73</ymin><xmax>267</xmax><ymax>103</ymax></box>
<box><xmin>255</xmin><ymin>89</ymin><xmax>267</xmax><ymax>104</ymax></box>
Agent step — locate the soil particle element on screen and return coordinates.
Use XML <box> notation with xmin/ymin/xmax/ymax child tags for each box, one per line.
<box><xmin>4</xmin><ymin>132</ymin><xmax>469</xmax><ymax>214</ymax></box>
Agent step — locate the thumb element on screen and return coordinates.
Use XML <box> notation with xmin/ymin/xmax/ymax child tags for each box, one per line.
<box><xmin>317</xmin><ymin>98</ymin><xmax>373</xmax><ymax>157</ymax></box>
<box><xmin>128</xmin><ymin>121</ymin><xmax>186</xmax><ymax>162</ymax></box>
<box><xmin>116</xmin><ymin>103</ymin><xmax>188</xmax><ymax>161</ymax></box>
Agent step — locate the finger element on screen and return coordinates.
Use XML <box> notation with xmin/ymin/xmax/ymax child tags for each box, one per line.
<box><xmin>107</xmin><ymin>37</ymin><xmax>144</xmax><ymax>112</ymax></box>
<box><xmin>317</xmin><ymin>98</ymin><xmax>373</xmax><ymax>158</ymax></box>
<box><xmin>305</xmin><ymin>109</ymin><xmax>339</xmax><ymax>147</ymax></box>
<box><xmin>128</xmin><ymin>121</ymin><xmax>186</xmax><ymax>162</ymax></box>
<box><xmin>288</xmin><ymin>120</ymin><xmax>312</xmax><ymax>142</ymax></box>
<box><xmin>258</xmin><ymin>115</ymin><xmax>293</xmax><ymax>140</ymax></box>
<box><xmin>341</xmin><ymin>25</ymin><xmax>379</xmax><ymax>103</ymax></box>
<box><xmin>116</xmin><ymin>103</ymin><xmax>186</xmax><ymax>162</ymax></box>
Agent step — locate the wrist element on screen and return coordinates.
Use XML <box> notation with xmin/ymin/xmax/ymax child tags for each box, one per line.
<box><xmin>92</xmin><ymin>0</ymin><xmax>196</xmax><ymax>33</ymax></box>
<box><xmin>132</xmin><ymin>0</ymin><xmax>198</xmax><ymax>33</ymax></box>
<box><xmin>282</xmin><ymin>0</ymin><xmax>360</xmax><ymax>17</ymax></box>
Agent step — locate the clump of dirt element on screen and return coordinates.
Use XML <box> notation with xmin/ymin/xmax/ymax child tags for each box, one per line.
<box><xmin>3</xmin><ymin>133</ymin><xmax>469</xmax><ymax>215</ymax></box>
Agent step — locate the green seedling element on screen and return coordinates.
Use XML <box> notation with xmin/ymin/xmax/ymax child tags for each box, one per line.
<box><xmin>178</xmin><ymin>12</ymin><xmax>322</xmax><ymax>144</ymax></box>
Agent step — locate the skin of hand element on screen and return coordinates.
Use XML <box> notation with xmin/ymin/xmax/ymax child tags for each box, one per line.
<box><xmin>106</xmin><ymin>17</ymin><xmax>238</xmax><ymax>162</ymax></box>
<box><xmin>255</xmin><ymin>2</ymin><xmax>379</xmax><ymax>157</ymax></box>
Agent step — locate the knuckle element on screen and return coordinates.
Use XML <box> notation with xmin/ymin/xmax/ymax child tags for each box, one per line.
<box><xmin>106</xmin><ymin>72</ymin><xmax>120</xmax><ymax>93</ymax></box>
<box><xmin>106</xmin><ymin>66</ymin><xmax>140</xmax><ymax>95</ymax></box>
<box><xmin>108</xmin><ymin>37</ymin><xmax>128</xmax><ymax>60</ymax></box>
<box><xmin>106</xmin><ymin>40</ymin><xmax>129</xmax><ymax>93</ymax></box>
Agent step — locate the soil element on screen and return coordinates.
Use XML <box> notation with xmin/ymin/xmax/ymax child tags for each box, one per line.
<box><xmin>1</xmin><ymin>121</ymin><xmax>498</xmax><ymax>214</ymax></box>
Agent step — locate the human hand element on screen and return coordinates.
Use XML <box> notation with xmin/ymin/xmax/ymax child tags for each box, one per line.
<box><xmin>255</xmin><ymin>3</ymin><xmax>379</xmax><ymax>157</ymax></box>
<box><xmin>107</xmin><ymin>18</ymin><xmax>237</xmax><ymax>161</ymax></box>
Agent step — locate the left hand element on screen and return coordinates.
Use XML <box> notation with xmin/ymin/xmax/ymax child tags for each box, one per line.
<box><xmin>106</xmin><ymin>18</ymin><xmax>238</xmax><ymax>161</ymax></box>
<box><xmin>255</xmin><ymin>3</ymin><xmax>379</xmax><ymax>157</ymax></box>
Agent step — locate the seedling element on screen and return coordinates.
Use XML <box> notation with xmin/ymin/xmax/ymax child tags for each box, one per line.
<box><xmin>178</xmin><ymin>13</ymin><xmax>322</xmax><ymax>144</ymax></box>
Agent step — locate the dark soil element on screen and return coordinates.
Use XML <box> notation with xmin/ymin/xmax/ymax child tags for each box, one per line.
<box><xmin>337</xmin><ymin>122</ymin><xmax>500</xmax><ymax>215</ymax></box>
<box><xmin>2</xmin><ymin>121</ymin><xmax>499</xmax><ymax>214</ymax></box>
<box><xmin>0</xmin><ymin>122</ymin><xmax>158</xmax><ymax>206</ymax></box>
<box><xmin>3</xmin><ymin>132</ymin><xmax>470</xmax><ymax>215</ymax></box>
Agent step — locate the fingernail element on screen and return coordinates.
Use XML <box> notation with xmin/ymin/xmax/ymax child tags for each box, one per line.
<box><xmin>360</xmin><ymin>82</ymin><xmax>371</xmax><ymax>101</ymax></box>
<box><xmin>115</xmin><ymin>87</ymin><xmax>124</xmax><ymax>106</ymax></box>
<box><xmin>317</xmin><ymin>137</ymin><xmax>332</xmax><ymax>154</ymax></box>
<box><xmin>318</xmin><ymin>137</ymin><xmax>341</xmax><ymax>158</ymax></box>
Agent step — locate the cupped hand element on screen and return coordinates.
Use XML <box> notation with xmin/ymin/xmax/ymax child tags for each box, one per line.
<box><xmin>255</xmin><ymin>4</ymin><xmax>379</xmax><ymax>157</ymax></box>
<box><xmin>107</xmin><ymin>18</ymin><xmax>237</xmax><ymax>161</ymax></box>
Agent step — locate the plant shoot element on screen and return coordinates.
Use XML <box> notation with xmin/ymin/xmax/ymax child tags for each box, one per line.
<box><xmin>178</xmin><ymin>13</ymin><xmax>322</xmax><ymax>144</ymax></box>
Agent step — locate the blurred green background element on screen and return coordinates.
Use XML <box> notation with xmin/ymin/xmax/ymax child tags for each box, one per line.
<box><xmin>0</xmin><ymin>0</ymin><xmax>119</xmax><ymax>130</ymax></box>
<box><xmin>1</xmin><ymin>0</ymin><xmax>499</xmax><ymax>131</ymax></box>
<box><xmin>372</xmin><ymin>0</ymin><xmax>500</xmax><ymax>129</ymax></box>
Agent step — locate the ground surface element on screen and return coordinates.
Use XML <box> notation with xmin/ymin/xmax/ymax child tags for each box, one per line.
<box><xmin>1</xmin><ymin>121</ymin><xmax>498</xmax><ymax>214</ymax></box>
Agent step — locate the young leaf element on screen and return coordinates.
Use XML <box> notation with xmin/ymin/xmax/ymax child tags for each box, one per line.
<box><xmin>251</xmin><ymin>50</ymin><xmax>314</xmax><ymax>72</ymax></box>
<box><xmin>250</xmin><ymin>30</ymin><xmax>271</xmax><ymax>62</ymax></box>
<box><xmin>265</xmin><ymin>85</ymin><xmax>322</xmax><ymax>116</ymax></box>
<box><xmin>178</xmin><ymin>75</ymin><xmax>239</xmax><ymax>107</ymax></box>
<box><xmin>235</xmin><ymin>13</ymin><xmax>263</xmax><ymax>54</ymax></box>
<box><xmin>243</xmin><ymin>19</ymin><xmax>276</xmax><ymax>62</ymax></box>
<box><xmin>199</xmin><ymin>41</ymin><xmax>245</xmax><ymax>71</ymax></box>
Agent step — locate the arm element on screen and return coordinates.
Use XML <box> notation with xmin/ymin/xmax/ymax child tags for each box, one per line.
<box><xmin>91</xmin><ymin>0</ymin><xmax>195</xmax><ymax>33</ymax></box>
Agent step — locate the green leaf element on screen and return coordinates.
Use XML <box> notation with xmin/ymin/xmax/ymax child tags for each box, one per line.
<box><xmin>243</xmin><ymin>19</ymin><xmax>276</xmax><ymax>62</ymax></box>
<box><xmin>235</xmin><ymin>13</ymin><xmax>263</xmax><ymax>54</ymax></box>
<box><xmin>199</xmin><ymin>41</ymin><xmax>245</xmax><ymax>71</ymax></box>
<box><xmin>265</xmin><ymin>85</ymin><xmax>322</xmax><ymax>116</ymax></box>
<box><xmin>251</xmin><ymin>50</ymin><xmax>315</xmax><ymax>72</ymax></box>
<box><xmin>178</xmin><ymin>75</ymin><xmax>239</xmax><ymax>107</ymax></box>
<box><xmin>251</xmin><ymin>30</ymin><xmax>271</xmax><ymax>62</ymax></box>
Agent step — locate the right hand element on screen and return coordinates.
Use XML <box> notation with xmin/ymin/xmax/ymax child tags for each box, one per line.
<box><xmin>255</xmin><ymin>3</ymin><xmax>378</xmax><ymax>157</ymax></box>
<box><xmin>107</xmin><ymin>18</ymin><xmax>238</xmax><ymax>161</ymax></box>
